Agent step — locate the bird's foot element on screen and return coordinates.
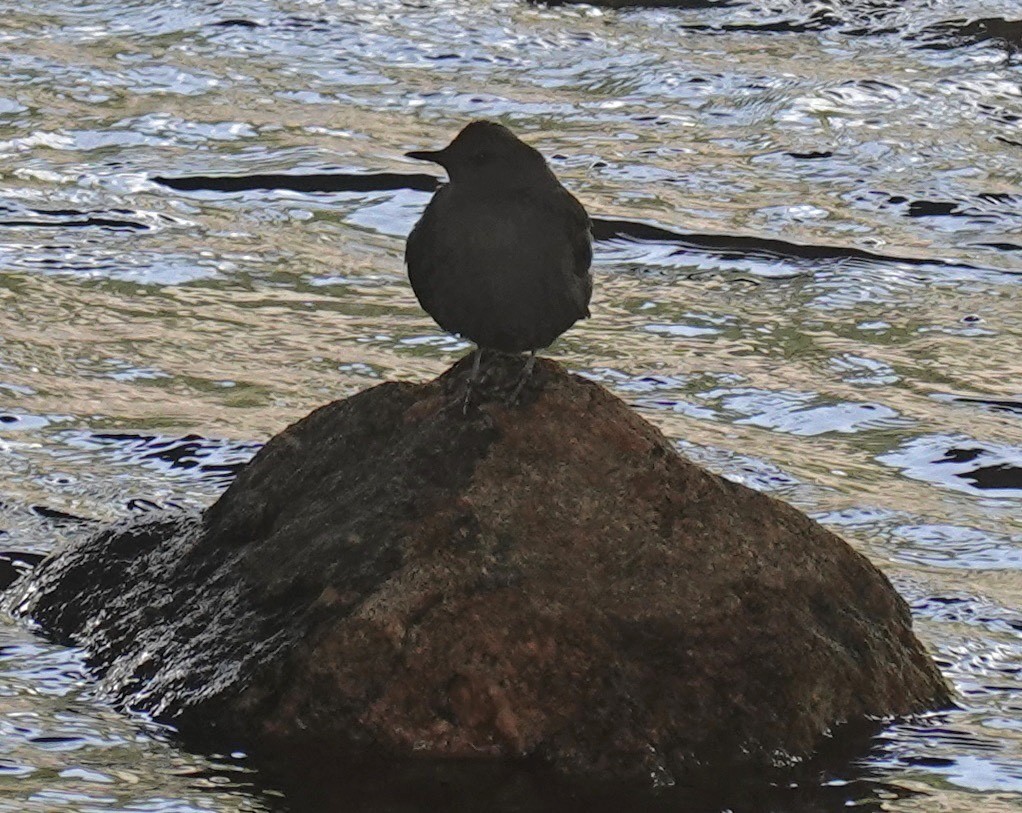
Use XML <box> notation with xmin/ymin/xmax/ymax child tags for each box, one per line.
<box><xmin>507</xmin><ymin>351</ymin><xmax>537</xmax><ymax>405</ymax></box>
<box><xmin>461</xmin><ymin>347</ymin><xmax>483</xmax><ymax>415</ymax></box>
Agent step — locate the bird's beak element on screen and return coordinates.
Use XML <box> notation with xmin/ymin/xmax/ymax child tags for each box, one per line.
<box><xmin>405</xmin><ymin>148</ymin><xmax>446</xmax><ymax>165</ymax></box>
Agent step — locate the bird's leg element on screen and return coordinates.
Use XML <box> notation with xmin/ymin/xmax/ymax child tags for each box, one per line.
<box><xmin>463</xmin><ymin>346</ymin><xmax>483</xmax><ymax>414</ymax></box>
<box><xmin>509</xmin><ymin>350</ymin><xmax>537</xmax><ymax>403</ymax></box>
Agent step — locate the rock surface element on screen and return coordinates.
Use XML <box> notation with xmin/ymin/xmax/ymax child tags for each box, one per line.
<box><xmin>3</xmin><ymin>354</ymin><xmax>950</xmax><ymax>782</ymax></box>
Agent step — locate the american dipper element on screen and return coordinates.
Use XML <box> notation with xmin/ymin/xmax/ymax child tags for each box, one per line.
<box><xmin>405</xmin><ymin>121</ymin><xmax>593</xmax><ymax>404</ymax></box>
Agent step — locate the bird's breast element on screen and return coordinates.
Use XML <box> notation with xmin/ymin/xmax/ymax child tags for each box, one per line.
<box><xmin>406</xmin><ymin>184</ymin><xmax>590</xmax><ymax>353</ymax></box>
<box><xmin>439</xmin><ymin>195</ymin><xmax>556</xmax><ymax>269</ymax></box>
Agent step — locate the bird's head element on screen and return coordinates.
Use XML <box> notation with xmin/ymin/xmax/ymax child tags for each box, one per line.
<box><xmin>406</xmin><ymin>120</ymin><xmax>554</xmax><ymax>188</ymax></box>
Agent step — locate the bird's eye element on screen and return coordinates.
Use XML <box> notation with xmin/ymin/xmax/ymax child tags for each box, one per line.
<box><xmin>473</xmin><ymin>151</ymin><xmax>490</xmax><ymax>164</ymax></box>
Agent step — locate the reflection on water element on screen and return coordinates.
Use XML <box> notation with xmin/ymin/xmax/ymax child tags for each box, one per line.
<box><xmin>0</xmin><ymin>0</ymin><xmax>1020</xmax><ymax>809</ymax></box>
<box><xmin>0</xmin><ymin>624</ymin><xmax>270</xmax><ymax>812</ymax></box>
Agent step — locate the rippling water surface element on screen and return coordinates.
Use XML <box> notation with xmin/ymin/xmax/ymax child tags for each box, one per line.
<box><xmin>0</xmin><ymin>0</ymin><xmax>1020</xmax><ymax>810</ymax></box>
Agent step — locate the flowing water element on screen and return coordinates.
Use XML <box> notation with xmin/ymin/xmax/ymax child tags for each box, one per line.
<box><xmin>0</xmin><ymin>0</ymin><xmax>1020</xmax><ymax>809</ymax></box>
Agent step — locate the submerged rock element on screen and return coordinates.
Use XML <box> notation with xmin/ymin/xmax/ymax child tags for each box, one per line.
<box><xmin>3</xmin><ymin>354</ymin><xmax>950</xmax><ymax>781</ymax></box>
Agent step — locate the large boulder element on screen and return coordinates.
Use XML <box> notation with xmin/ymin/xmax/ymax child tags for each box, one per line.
<box><xmin>2</xmin><ymin>354</ymin><xmax>950</xmax><ymax>783</ymax></box>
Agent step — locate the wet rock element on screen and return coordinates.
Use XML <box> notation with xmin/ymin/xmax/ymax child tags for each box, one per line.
<box><xmin>3</xmin><ymin>354</ymin><xmax>950</xmax><ymax>782</ymax></box>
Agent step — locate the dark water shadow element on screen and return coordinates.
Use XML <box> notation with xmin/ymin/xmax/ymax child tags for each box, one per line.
<box><xmin>152</xmin><ymin>173</ymin><xmax>998</xmax><ymax>276</ymax></box>
<box><xmin>589</xmin><ymin>216</ymin><xmax>983</xmax><ymax>272</ymax></box>
<box><xmin>567</xmin><ymin>0</ymin><xmax>1021</xmax><ymax>58</ymax></box>
<box><xmin>941</xmin><ymin>453</ymin><xmax>1022</xmax><ymax>491</ymax></box>
<box><xmin>0</xmin><ymin>551</ymin><xmax>46</xmax><ymax>591</ymax></box>
<box><xmin>153</xmin><ymin>172</ymin><xmax>440</xmax><ymax>194</ymax></box>
<box><xmin>951</xmin><ymin>396</ymin><xmax>1022</xmax><ymax>417</ymax></box>
<box><xmin>0</xmin><ymin>205</ymin><xmax>150</xmax><ymax>231</ymax></box>
<box><xmin>0</xmin><ymin>430</ymin><xmax>262</xmax><ymax>589</ymax></box>
<box><xmin>166</xmin><ymin>718</ymin><xmax>930</xmax><ymax>813</ymax></box>
<box><xmin>914</xmin><ymin>17</ymin><xmax>1022</xmax><ymax>54</ymax></box>
<box><xmin>210</xmin><ymin>18</ymin><xmax>265</xmax><ymax>29</ymax></box>
<box><xmin>80</xmin><ymin>431</ymin><xmax>260</xmax><ymax>486</ymax></box>
<box><xmin>879</xmin><ymin>434</ymin><xmax>1022</xmax><ymax>495</ymax></box>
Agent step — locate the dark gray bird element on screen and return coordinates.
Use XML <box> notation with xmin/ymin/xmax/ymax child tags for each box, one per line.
<box><xmin>405</xmin><ymin>120</ymin><xmax>593</xmax><ymax>402</ymax></box>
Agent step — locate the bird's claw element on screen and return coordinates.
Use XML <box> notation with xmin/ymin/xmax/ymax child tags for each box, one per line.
<box><xmin>507</xmin><ymin>351</ymin><xmax>537</xmax><ymax>405</ymax></box>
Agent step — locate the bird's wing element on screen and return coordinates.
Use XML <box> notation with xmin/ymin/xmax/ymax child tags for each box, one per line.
<box><xmin>571</xmin><ymin>205</ymin><xmax>593</xmax><ymax>280</ymax></box>
<box><xmin>545</xmin><ymin>187</ymin><xmax>592</xmax><ymax>278</ymax></box>
<box><xmin>558</xmin><ymin>188</ymin><xmax>594</xmax><ymax>318</ymax></box>
<box><xmin>405</xmin><ymin>187</ymin><xmax>450</xmax><ymax>313</ymax></box>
